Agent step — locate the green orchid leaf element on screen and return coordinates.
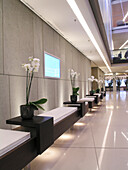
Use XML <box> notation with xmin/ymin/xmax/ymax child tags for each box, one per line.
<box><xmin>29</xmin><ymin>102</ymin><xmax>38</xmax><ymax>110</ymax></box>
<box><xmin>73</xmin><ymin>87</ymin><xmax>79</xmax><ymax>95</ymax></box>
<box><xmin>34</xmin><ymin>104</ymin><xmax>45</xmax><ymax>110</ymax></box>
<box><xmin>32</xmin><ymin>98</ymin><xmax>47</xmax><ymax>105</ymax></box>
<box><xmin>73</xmin><ymin>87</ymin><xmax>79</xmax><ymax>93</ymax></box>
<box><xmin>30</xmin><ymin>102</ymin><xmax>45</xmax><ymax>111</ymax></box>
<box><xmin>76</xmin><ymin>87</ymin><xmax>79</xmax><ymax>91</ymax></box>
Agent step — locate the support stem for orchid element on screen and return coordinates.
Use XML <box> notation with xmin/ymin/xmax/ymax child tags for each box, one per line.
<box><xmin>26</xmin><ymin>69</ymin><xmax>29</xmax><ymax>105</ymax></box>
<box><xmin>27</xmin><ymin>69</ymin><xmax>34</xmax><ymax>104</ymax></box>
<box><xmin>22</xmin><ymin>57</ymin><xmax>47</xmax><ymax>111</ymax></box>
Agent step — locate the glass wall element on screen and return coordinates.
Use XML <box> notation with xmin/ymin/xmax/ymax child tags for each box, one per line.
<box><xmin>98</xmin><ymin>0</ymin><xmax>113</xmax><ymax>51</ymax></box>
<box><xmin>112</xmin><ymin>49</ymin><xmax>128</xmax><ymax>63</ymax></box>
<box><xmin>105</xmin><ymin>79</ymin><xmax>127</xmax><ymax>87</ymax></box>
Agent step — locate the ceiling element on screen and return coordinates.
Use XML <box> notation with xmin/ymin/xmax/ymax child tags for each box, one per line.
<box><xmin>20</xmin><ymin>0</ymin><xmax>128</xmax><ymax>74</ymax></box>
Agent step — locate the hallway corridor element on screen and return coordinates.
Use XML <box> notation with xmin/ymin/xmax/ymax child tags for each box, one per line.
<box><xmin>30</xmin><ymin>91</ymin><xmax>128</xmax><ymax>170</ymax></box>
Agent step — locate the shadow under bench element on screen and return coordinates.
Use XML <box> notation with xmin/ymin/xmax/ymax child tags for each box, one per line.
<box><xmin>1</xmin><ymin>105</ymin><xmax>85</xmax><ymax>170</ymax></box>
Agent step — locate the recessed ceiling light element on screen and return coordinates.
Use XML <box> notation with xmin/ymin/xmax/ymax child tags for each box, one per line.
<box><xmin>123</xmin><ymin>11</ymin><xmax>128</xmax><ymax>22</ymax></box>
<box><xmin>66</xmin><ymin>0</ymin><xmax>112</xmax><ymax>72</ymax></box>
<box><xmin>112</xmin><ymin>40</ymin><xmax>114</xmax><ymax>50</ymax></box>
<box><xmin>104</xmin><ymin>73</ymin><xmax>113</xmax><ymax>75</ymax></box>
<box><xmin>124</xmin><ymin>46</ymin><xmax>128</xmax><ymax>49</ymax></box>
<box><xmin>119</xmin><ymin>40</ymin><xmax>128</xmax><ymax>49</ymax></box>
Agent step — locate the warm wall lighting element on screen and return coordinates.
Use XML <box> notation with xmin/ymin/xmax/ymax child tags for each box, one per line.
<box><xmin>58</xmin><ymin>134</ymin><xmax>74</xmax><ymax>141</ymax></box>
<box><xmin>66</xmin><ymin>0</ymin><xmax>112</xmax><ymax>72</ymax></box>
<box><xmin>98</xmin><ymin>102</ymin><xmax>102</xmax><ymax>106</ymax></box>
<box><xmin>123</xmin><ymin>11</ymin><xmax>128</xmax><ymax>22</ymax></box>
<box><xmin>91</xmin><ymin>108</ymin><xmax>97</xmax><ymax>112</ymax></box>
<box><xmin>106</xmin><ymin>105</ymin><xmax>114</xmax><ymax>109</ymax></box>
<box><xmin>74</xmin><ymin>122</ymin><xmax>85</xmax><ymax>126</ymax></box>
<box><xmin>38</xmin><ymin>147</ymin><xmax>61</xmax><ymax>161</ymax></box>
<box><xmin>93</xmin><ymin>106</ymin><xmax>99</xmax><ymax>109</ymax></box>
<box><xmin>119</xmin><ymin>40</ymin><xmax>128</xmax><ymax>49</ymax></box>
<box><xmin>85</xmin><ymin>113</ymin><xmax>93</xmax><ymax>117</ymax></box>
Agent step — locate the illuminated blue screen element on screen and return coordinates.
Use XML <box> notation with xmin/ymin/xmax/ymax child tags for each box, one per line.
<box><xmin>44</xmin><ymin>52</ymin><xmax>60</xmax><ymax>78</ymax></box>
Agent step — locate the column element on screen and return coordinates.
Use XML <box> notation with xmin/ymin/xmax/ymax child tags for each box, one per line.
<box><xmin>113</xmin><ymin>73</ymin><xmax>116</xmax><ymax>91</ymax></box>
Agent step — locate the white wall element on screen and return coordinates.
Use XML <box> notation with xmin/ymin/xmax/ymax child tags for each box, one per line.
<box><xmin>0</xmin><ymin>0</ymin><xmax>91</xmax><ymax>129</ymax></box>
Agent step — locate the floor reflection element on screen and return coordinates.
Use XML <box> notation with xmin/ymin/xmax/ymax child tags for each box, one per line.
<box><xmin>30</xmin><ymin>91</ymin><xmax>128</xmax><ymax>170</ymax></box>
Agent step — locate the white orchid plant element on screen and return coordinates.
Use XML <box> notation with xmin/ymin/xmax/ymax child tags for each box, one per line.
<box><xmin>88</xmin><ymin>76</ymin><xmax>97</xmax><ymax>94</ymax></box>
<box><xmin>22</xmin><ymin>56</ymin><xmax>47</xmax><ymax>110</ymax></box>
<box><xmin>96</xmin><ymin>78</ymin><xmax>105</xmax><ymax>92</ymax></box>
<box><xmin>69</xmin><ymin>69</ymin><xmax>80</xmax><ymax>96</ymax></box>
<box><xmin>88</xmin><ymin>76</ymin><xmax>105</xmax><ymax>93</ymax></box>
<box><xmin>88</xmin><ymin>76</ymin><xmax>95</xmax><ymax>82</ymax></box>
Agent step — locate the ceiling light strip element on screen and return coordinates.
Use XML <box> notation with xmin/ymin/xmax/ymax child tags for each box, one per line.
<box><xmin>112</xmin><ymin>40</ymin><xmax>114</xmax><ymax>50</ymax></box>
<box><xmin>119</xmin><ymin>40</ymin><xmax>128</xmax><ymax>49</ymax></box>
<box><xmin>66</xmin><ymin>0</ymin><xmax>111</xmax><ymax>72</ymax></box>
<box><xmin>123</xmin><ymin>11</ymin><xmax>128</xmax><ymax>22</ymax></box>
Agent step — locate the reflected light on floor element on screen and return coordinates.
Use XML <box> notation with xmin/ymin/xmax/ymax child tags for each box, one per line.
<box><xmin>114</xmin><ymin>131</ymin><xmax>116</xmax><ymax>147</ymax></box>
<box><xmin>93</xmin><ymin>106</ymin><xmax>99</xmax><ymax>109</ymax></box>
<box><xmin>74</xmin><ymin>122</ymin><xmax>86</xmax><ymax>126</ymax></box>
<box><xmin>120</xmin><ymin>92</ymin><xmax>126</xmax><ymax>101</ymax></box>
<box><xmin>91</xmin><ymin>108</ymin><xmax>97</xmax><ymax>112</ymax></box>
<box><xmin>38</xmin><ymin>147</ymin><xmax>61</xmax><ymax>161</ymax></box>
<box><xmin>121</xmin><ymin>132</ymin><xmax>128</xmax><ymax>141</ymax></box>
<box><xmin>97</xmin><ymin>110</ymin><xmax>113</xmax><ymax>170</ymax></box>
<box><xmin>106</xmin><ymin>105</ymin><xmax>114</xmax><ymax>109</ymax></box>
<box><xmin>85</xmin><ymin>113</ymin><xmax>93</xmax><ymax>117</ymax></box>
<box><xmin>58</xmin><ymin>133</ymin><xmax>74</xmax><ymax>141</ymax></box>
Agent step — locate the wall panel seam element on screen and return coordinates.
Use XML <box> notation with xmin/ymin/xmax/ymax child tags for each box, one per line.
<box><xmin>8</xmin><ymin>75</ymin><xmax>11</xmax><ymax>119</ymax></box>
<box><xmin>2</xmin><ymin>0</ymin><xmax>4</xmax><ymax>74</ymax></box>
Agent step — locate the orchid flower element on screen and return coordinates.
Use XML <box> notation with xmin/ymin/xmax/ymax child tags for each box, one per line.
<box><xmin>94</xmin><ymin>79</ymin><xmax>98</xmax><ymax>82</ymax></box>
<box><xmin>69</xmin><ymin>69</ymin><xmax>80</xmax><ymax>95</ymax></box>
<box><xmin>22</xmin><ymin>56</ymin><xmax>47</xmax><ymax>110</ymax></box>
<box><xmin>91</xmin><ymin>76</ymin><xmax>94</xmax><ymax>80</ymax></box>
<box><xmin>22</xmin><ymin>64</ymin><xmax>31</xmax><ymax>71</ymax></box>
<box><xmin>88</xmin><ymin>76</ymin><xmax>96</xmax><ymax>91</ymax></box>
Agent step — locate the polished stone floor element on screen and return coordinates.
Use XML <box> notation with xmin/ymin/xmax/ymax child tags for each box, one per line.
<box><xmin>30</xmin><ymin>91</ymin><xmax>128</xmax><ymax>170</ymax></box>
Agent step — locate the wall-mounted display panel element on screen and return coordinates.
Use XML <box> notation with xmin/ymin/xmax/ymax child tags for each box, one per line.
<box><xmin>44</xmin><ymin>52</ymin><xmax>61</xmax><ymax>79</ymax></box>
